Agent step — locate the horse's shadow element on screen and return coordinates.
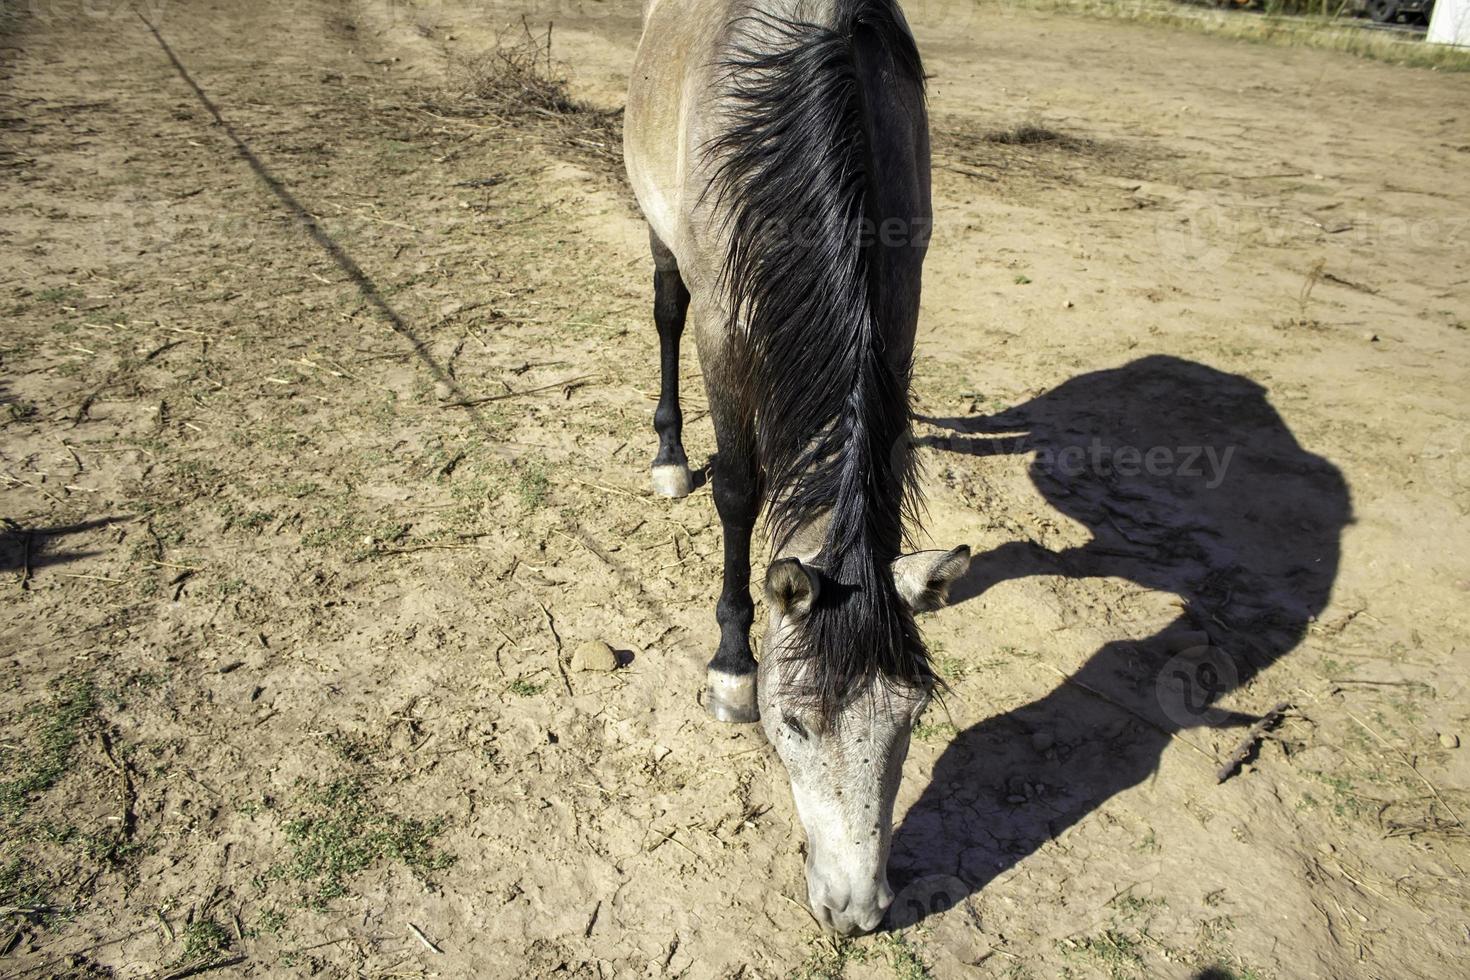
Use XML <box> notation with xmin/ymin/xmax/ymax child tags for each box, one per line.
<box><xmin>889</xmin><ymin>354</ymin><xmax>1352</xmax><ymax>924</ymax></box>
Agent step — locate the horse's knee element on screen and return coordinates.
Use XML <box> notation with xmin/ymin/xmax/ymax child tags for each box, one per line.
<box><xmin>712</xmin><ymin>479</ymin><xmax>754</xmax><ymax>523</ymax></box>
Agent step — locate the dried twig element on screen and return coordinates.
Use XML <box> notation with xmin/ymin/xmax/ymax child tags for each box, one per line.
<box><xmin>1345</xmin><ymin>709</ymin><xmax>1465</xmax><ymax>830</ymax></box>
<box><xmin>408</xmin><ymin>922</ymin><xmax>442</xmax><ymax>954</ymax></box>
<box><xmin>1216</xmin><ymin>701</ymin><xmax>1291</xmax><ymax>783</ymax></box>
<box><xmin>540</xmin><ymin>600</ymin><xmax>572</xmax><ymax>696</ymax></box>
<box><xmin>442</xmin><ymin>374</ymin><xmax>593</xmax><ymax>408</ymax></box>
<box><xmin>159</xmin><ymin>956</ymin><xmax>247</xmax><ymax>980</ymax></box>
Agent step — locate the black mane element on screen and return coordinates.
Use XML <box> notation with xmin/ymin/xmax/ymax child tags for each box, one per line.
<box><xmin>707</xmin><ymin>0</ymin><xmax>931</xmax><ymax>724</ymax></box>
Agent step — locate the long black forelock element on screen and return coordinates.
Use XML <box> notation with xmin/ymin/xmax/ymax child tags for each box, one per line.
<box><xmin>707</xmin><ymin>0</ymin><xmax>930</xmax><ymax>726</ymax></box>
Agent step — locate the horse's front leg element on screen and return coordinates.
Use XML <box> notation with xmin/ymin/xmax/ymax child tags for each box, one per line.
<box><xmin>705</xmin><ymin>396</ymin><xmax>760</xmax><ymax>723</ymax></box>
<box><xmin>649</xmin><ymin>232</ymin><xmax>694</xmax><ymax>498</ymax></box>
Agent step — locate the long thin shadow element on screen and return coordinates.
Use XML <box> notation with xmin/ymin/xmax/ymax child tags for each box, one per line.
<box><xmin>0</xmin><ymin>517</ymin><xmax>119</xmax><ymax>574</ymax></box>
<box><xmin>134</xmin><ymin>15</ymin><xmax>702</xmax><ymax>656</ymax></box>
<box><xmin>890</xmin><ymin>355</ymin><xmax>1352</xmax><ymax>925</ymax></box>
<box><xmin>133</xmin><ymin>13</ymin><xmax>490</xmax><ymax>431</ymax></box>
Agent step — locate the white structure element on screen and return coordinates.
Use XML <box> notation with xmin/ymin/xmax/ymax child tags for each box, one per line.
<box><xmin>1428</xmin><ymin>0</ymin><xmax>1470</xmax><ymax>46</ymax></box>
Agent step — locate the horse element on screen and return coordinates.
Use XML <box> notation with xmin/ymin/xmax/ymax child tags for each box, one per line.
<box><xmin>624</xmin><ymin>0</ymin><xmax>970</xmax><ymax>935</ymax></box>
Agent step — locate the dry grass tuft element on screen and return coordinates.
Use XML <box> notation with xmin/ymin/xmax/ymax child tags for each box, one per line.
<box><xmin>433</xmin><ymin>22</ymin><xmax>625</xmax><ymax>181</ymax></box>
<box><xmin>985</xmin><ymin>122</ymin><xmax>1066</xmax><ymax>145</ymax></box>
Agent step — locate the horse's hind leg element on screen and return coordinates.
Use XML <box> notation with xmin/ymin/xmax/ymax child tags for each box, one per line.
<box><xmin>648</xmin><ymin>232</ymin><xmax>693</xmax><ymax>498</ymax></box>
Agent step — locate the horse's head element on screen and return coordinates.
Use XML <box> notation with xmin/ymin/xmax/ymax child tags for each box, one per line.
<box><xmin>757</xmin><ymin>546</ymin><xmax>970</xmax><ymax>935</ymax></box>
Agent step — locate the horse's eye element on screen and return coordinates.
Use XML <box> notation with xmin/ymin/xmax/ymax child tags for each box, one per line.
<box><xmin>782</xmin><ymin>714</ymin><xmax>809</xmax><ymax>739</ymax></box>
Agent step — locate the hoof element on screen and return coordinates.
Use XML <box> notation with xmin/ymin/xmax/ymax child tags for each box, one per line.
<box><xmin>705</xmin><ymin>670</ymin><xmax>759</xmax><ymax>724</ymax></box>
<box><xmin>651</xmin><ymin>463</ymin><xmax>693</xmax><ymax>498</ymax></box>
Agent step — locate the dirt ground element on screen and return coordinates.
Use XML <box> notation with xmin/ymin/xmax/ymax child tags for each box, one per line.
<box><xmin>2</xmin><ymin>0</ymin><xmax>1468</xmax><ymax>977</ymax></box>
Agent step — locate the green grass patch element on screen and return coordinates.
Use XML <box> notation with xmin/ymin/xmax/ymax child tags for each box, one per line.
<box><xmin>516</xmin><ymin>459</ymin><xmax>550</xmax><ymax>510</ymax></box>
<box><xmin>0</xmin><ymin>856</ymin><xmax>49</xmax><ymax>919</ymax></box>
<box><xmin>914</xmin><ymin>719</ymin><xmax>958</xmax><ymax>743</ymax></box>
<box><xmin>270</xmin><ymin>776</ymin><xmax>454</xmax><ymax>910</ymax></box>
<box><xmin>178</xmin><ymin>917</ymin><xmax>233</xmax><ymax>965</ymax></box>
<box><xmin>0</xmin><ymin>679</ymin><xmax>98</xmax><ymax>818</ymax></box>
<box><xmin>1065</xmin><ymin>928</ymin><xmax>1144</xmax><ymax>977</ymax></box>
<box><xmin>36</xmin><ymin>285</ymin><xmax>82</xmax><ymax>304</ymax></box>
<box><xmin>934</xmin><ymin>654</ymin><xmax>970</xmax><ymax>683</ymax></box>
<box><xmin>876</xmin><ymin>933</ymin><xmax>934</xmax><ymax>980</ymax></box>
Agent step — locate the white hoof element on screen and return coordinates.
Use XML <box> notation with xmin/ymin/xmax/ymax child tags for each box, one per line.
<box><xmin>705</xmin><ymin>669</ymin><xmax>759</xmax><ymax>723</ymax></box>
<box><xmin>651</xmin><ymin>464</ymin><xmax>693</xmax><ymax>498</ymax></box>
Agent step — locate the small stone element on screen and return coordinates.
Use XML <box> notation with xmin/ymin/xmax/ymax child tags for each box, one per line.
<box><xmin>1005</xmin><ymin>794</ymin><xmax>1027</xmax><ymax>805</ymax></box>
<box><xmin>1063</xmin><ymin>300</ymin><xmax>1074</xmax><ymax>309</ymax></box>
<box><xmin>433</xmin><ymin>380</ymin><xmax>454</xmax><ymax>402</ymax></box>
<box><xmin>1031</xmin><ymin>731</ymin><xmax>1054</xmax><ymax>752</ymax></box>
<box><xmin>1363</xmin><ymin>332</ymin><xmax>1379</xmax><ymax>343</ymax></box>
<box><xmin>571</xmin><ymin>639</ymin><xmax>618</xmax><ymax>672</ymax></box>
<box><xmin>1439</xmin><ymin>732</ymin><xmax>1460</xmax><ymax>749</ymax></box>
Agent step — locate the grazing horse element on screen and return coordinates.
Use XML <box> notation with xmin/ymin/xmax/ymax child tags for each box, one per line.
<box><xmin>625</xmin><ymin>0</ymin><xmax>969</xmax><ymax>935</ymax></box>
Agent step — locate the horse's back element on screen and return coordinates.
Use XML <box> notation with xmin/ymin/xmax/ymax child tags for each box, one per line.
<box><xmin>624</xmin><ymin>0</ymin><xmax>728</xmax><ymax>281</ymax></box>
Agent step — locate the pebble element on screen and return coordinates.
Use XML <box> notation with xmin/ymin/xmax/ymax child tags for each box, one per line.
<box><xmin>571</xmin><ymin>639</ymin><xmax>618</xmax><ymax>672</ymax></box>
<box><xmin>1363</xmin><ymin>331</ymin><xmax>1379</xmax><ymax>343</ymax></box>
<box><xmin>1030</xmin><ymin>731</ymin><xmax>1054</xmax><ymax>752</ymax></box>
<box><xmin>1005</xmin><ymin>794</ymin><xmax>1027</xmax><ymax>805</ymax></box>
<box><xmin>1440</xmin><ymin>732</ymin><xmax>1460</xmax><ymax>749</ymax></box>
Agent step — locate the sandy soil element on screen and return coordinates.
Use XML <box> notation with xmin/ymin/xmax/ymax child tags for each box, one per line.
<box><xmin>2</xmin><ymin>1</ymin><xmax>1468</xmax><ymax>977</ymax></box>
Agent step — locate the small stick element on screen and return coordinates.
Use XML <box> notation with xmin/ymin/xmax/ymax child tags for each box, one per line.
<box><xmin>442</xmin><ymin>374</ymin><xmax>593</xmax><ymax>408</ymax></box>
<box><xmin>1216</xmin><ymin>701</ymin><xmax>1291</xmax><ymax>783</ymax></box>
<box><xmin>408</xmin><ymin>922</ymin><xmax>442</xmax><ymax>954</ymax></box>
<box><xmin>1345</xmin><ymin>709</ymin><xmax>1465</xmax><ymax>830</ymax></box>
<box><xmin>160</xmin><ymin>956</ymin><xmax>247</xmax><ymax>980</ymax></box>
<box><xmin>56</xmin><ymin>437</ymin><xmax>84</xmax><ymax>473</ymax></box>
<box><xmin>18</xmin><ymin>527</ymin><xmax>31</xmax><ymax>590</ymax></box>
<box><xmin>583</xmin><ymin>900</ymin><xmax>601</xmax><ymax>938</ymax></box>
<box><xmin>540</xmin><ymin>601</ymin><xmax>573</xmax><ymax>696</ymax></box>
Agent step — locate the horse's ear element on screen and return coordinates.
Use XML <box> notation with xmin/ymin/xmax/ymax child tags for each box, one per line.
<box><xmin>765</xmin><ymin>558</ymin><xmax>819</xmax><ymax>620</ymax></box>
<box><xmin>893</xmin><ymin>546</ymin><xmax>971</xmax><ymax>612</ymax></box>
